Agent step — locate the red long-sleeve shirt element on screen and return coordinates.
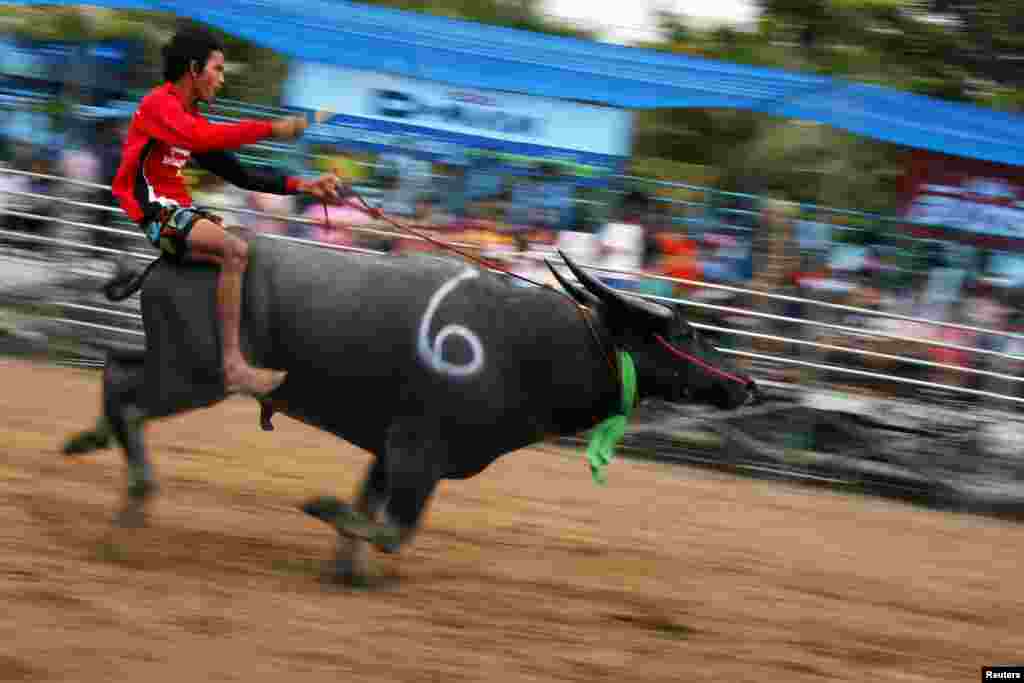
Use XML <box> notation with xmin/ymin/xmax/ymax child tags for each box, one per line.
<box><xmin>112</xmin><ymin>82</ymin><xmax>299</xmax><ymax>223</ymax></box>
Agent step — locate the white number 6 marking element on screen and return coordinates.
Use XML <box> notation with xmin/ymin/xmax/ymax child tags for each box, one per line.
<box><xmin>417</xmin><ymin>269</ymin><xmax>485</xmax><ymax>377</ymax></box>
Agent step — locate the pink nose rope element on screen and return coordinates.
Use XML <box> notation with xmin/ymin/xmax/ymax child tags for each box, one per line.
<box><xmin>654</xmin><ymin>334</ymin><xmax>751</xmax><ymax>387</ymax></box>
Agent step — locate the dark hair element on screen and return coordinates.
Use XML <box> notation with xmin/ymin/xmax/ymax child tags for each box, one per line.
<box><xmin>162</xmin><ymin>27</ymin><xmax>223</xmax><ymax>82</ymax></box>
<box><xmin>621</xmin><ymin>190</ymin><xmax>649</xmax><ymax>218</ymax></box>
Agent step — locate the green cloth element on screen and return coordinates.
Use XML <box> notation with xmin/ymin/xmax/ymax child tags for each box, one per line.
<box><xmin>585</xmin><ymin>352</ymin><xmax>637</xmax><ymax>485</ymax></box>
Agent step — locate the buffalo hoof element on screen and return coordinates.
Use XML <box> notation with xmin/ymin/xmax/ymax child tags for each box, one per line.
<box><xmin>117</xmin><ymin>477</ymin><xmax>157</xmax><ymax>528</ymax></box>
<box><xmin>62</xmin><ymin>419</ymin><xmax>112</xmax><ymax>455</ymax></box>
<box><xmin>301</xmin><ymin>495</ymin><xmax>349</xmax><ymax>523</ymax></box>
<box><xmin>114</xmin><ymin>500</ymin><xmax>147</xmax><ymax>528</ymax></box>
<box><xmin>322</xmin><ymin>565</ymin><xmax>400</xmax><ymax>591</ymax></box>
<box><xmin>334</xmin><ymin>507</ymin><xmax>402</xmax><ymax>550</ymax></box>
<box><xmin>300</xmin><ymin>496</ymin><xmax>402</xmax><ymax>550</ymax></box>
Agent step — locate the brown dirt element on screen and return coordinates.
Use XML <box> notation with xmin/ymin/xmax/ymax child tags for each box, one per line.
<box><xmin>1</xmin><ymin>359</ymin><xmax>1021</xmax><ymax>682</ymax></box>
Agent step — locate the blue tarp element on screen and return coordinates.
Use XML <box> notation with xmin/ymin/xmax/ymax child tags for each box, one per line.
<box><xmin>10</xmin><ymin>0</ymin><xmax>1024</xmax><ymax>166</ymax></box>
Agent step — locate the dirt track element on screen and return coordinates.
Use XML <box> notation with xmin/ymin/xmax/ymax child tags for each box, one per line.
<box><xmin>1</xmin><ymin>360</ymin><xmax>1021</xmax><ymax>682</ymax></box>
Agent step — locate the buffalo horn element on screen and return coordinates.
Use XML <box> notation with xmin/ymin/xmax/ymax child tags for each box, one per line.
<box><xmin>546</xmin><ymin>260</ymin><xmax>600</xmax><ymax>308</ymax></box>
<box><xmin>557</xmin><ymin>250</ymin><xmax>673</xmax><ymax>322</ymax></box>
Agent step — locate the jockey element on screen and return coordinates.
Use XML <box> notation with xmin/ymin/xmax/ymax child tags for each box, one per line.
<box><xmin>112</xmin><ymin>27</ymin><xmax>341</xmax><ymax>398</ymax></box>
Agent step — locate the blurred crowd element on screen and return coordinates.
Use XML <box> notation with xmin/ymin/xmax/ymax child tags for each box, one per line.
<box><xmin>2</xmin><ymin>112</ymin><xmax>1023</xmax><ymax>407</ymax></box>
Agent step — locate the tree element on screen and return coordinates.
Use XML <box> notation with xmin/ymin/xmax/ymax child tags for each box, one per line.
<box><xmin>627</xmin><ymin>0</ymin><xmax>1023</xmax><ymax>213</ymax></box>
<box><xmin>922</xmin><ymin>0</ymin><xmax>1024</xmax><ymax>86</ymax></box>
<box><xmin>756</xmin><ymin>0</ymin><xmax>1024</xmax><ymax>99</ymax></box>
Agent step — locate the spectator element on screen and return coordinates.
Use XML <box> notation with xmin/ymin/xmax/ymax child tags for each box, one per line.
<box><xmin>92</xmin><ymin>117</ymin><xmax>129</xmax><ymax>253</ymax></box>
<box><xmin>0</xmin><ymin>160</ymin><xmax>31</xmax><ymax>245</ymax></box>
<box><xmin>303</xmin><ymin>196</ymin><xmax>368</xmax><ymax>249</ymax></box>
<box><xmin>60</xmin><ymin>143</ymin><xmax>100</xmax><ymax>190</ymax></box>
<box><xmin>963</xmin><ymin>280</ymin><xmax>1014</xmax><ymax>398</ymax></box>
<box><xmin>534</xmin><ymin>163</ymin><xmax>573</xmax><ymax>231</ymax></box>
<box><xmin>14</xmin><ymin>156</ymin><xmax>57</xmax><ymax>254</ymax></box>
<box><xmin>413</xmin><ymin>194</ymin><xmax>449</xmax><ymax>229</ymax></box>
<box><xmin>555</xmin><ymin>224</ymin><xmax>600</xmax><ymax>267</ymax></box>
<box><xmin>376</xmin><ymin>140</ymin><xmax>432</xmax><ymax>218</ymax></box>
<box><xmin>597</xmin><ymin>190</ymin><xmax>649</xmax><ymax>291</ymax></box>
<box><xmin>638</xmin><ymin>199</ymin><xmax>694</xmax><ymax>296</ymax></box>
<box><xmin>506</xmin><ymin>232</ymin><xmax>555</xmax><ymax>286</ymax></box>
<box><xmin>434</xmin><ymin>161</ymin><xmax>467</xmax><ymax>220</ymax></box>
<box><xmin>750</xmin><ymin>197</ymin><xmax>801</xmax><ymax>294</ymax></box>
<box><xmin>635</xmin><ymin>223</ymin><xmax>677</xmax><ymax>298</ymax></box>
<box><xmin>394</xmin><ymin>196</ymin><xmax>446</xmax><ymax>254</ymax></box>
<box><xmin>246</xmin><ymin>191</ymin><xmax>294</xmax><ymax>236</ymax></box>
<box><xmin>927</xmin><ymin>293</ymin><xmax>975</xmax><ymax>389</ymax></box>
<box><xmin>746</xmin><ymin>198</ymin><xmax>803</xmax><ymax>379</ymax></box>
<box><xmin>55</xmin><ymin>141</ymin><xmax>102</xmax><ymax>260</ymax></box>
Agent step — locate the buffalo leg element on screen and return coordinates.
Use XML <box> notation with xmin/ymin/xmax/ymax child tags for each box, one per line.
<box><xmin>379</xmin><ymin>420</ymin><xmax>443</xmax><ymax>553</ymax></box>
<box><xmin>300</xmin><ymin>456</ymin><xmax>399</xmax><ymax>587</ymax></box>
<box><xmin>62</xmin><ymin>416</ymin><xmax>113</xmax><ymax>455</ymax></box>
<box><xmin>332</xmin><ymin>421</ymin><xmax>441</xmax><ymax>586</ymax></box>
<box><xmin>305</xmin><ymin>420</ymin><xmax>442</xmax><ymax>587</ymax></box>
<box><xmin>102</xmin><ymin>357</ymin><xmax>156</xmax><ymax>527</ymax></box>
<box><xmin>334</xmin><ymin>458</ymin><xmax>392</xmax><ymax>586</ymax></box>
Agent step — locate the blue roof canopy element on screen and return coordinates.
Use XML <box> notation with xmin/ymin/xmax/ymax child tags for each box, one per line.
<box><xmin>10</xmin><ymin>0</ymin><xmax>1024</xmax><ymax>166</ymax></box>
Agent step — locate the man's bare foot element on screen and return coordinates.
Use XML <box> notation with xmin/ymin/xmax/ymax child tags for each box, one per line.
<box><xmin>225</xmin><ymin>360</ymin><xmax>287</xmax><ymax>398</ymax></box>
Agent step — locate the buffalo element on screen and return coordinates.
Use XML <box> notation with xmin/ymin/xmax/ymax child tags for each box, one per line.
<box><xmin>64</xmin><ymin>232</ymin><xmax>757</xmax><ymax>585</ymax></box>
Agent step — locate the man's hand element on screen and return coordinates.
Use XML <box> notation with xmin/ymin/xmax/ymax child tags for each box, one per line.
<box><xmin>270</xmin><ymin>115</ymin><xmax>308</xmax><ymax>140</ymax></box>
<box><xmin>297</xmin><ymin>173</ymin><xmax>345</xmax><ymax>202</ymax></box>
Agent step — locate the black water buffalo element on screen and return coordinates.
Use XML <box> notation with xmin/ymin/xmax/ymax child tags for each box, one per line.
<box><xmin>64</xmin><ymin>232</ymin><xmax>757</xmax><ymax>585</ymax></box>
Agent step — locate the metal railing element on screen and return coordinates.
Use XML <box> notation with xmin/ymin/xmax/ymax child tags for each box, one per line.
<box><xmin>3</xmin><ymin>167</ymin><xmax>1014</xmax><ymax>337</ymax></box>
<box><xmin>1</xmin><ymin>167</ymin><xmax>1021</xmax><ymax>405</ymax></box>
<box><xmin>8</xmin><ymin>166</ymin><xmax>1019</xmax><ymax>360</ymax></box>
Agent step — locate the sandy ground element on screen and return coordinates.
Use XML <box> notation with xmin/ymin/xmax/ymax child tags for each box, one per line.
<box><xmin>1</xmin><ymin>359</ymin><xmax>1021</xmax><ymax>682</ymax></box>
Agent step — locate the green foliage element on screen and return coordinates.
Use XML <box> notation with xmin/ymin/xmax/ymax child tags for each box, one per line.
<box><xmin>631</xmin><ymin>0</ymin><xmax>1023</xmax><ymax>211</ymax></box>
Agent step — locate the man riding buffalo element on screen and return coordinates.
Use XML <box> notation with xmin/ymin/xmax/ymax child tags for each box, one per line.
<box><xmin>112</xmin><ymin>26</ymin><xmax>343</xmax><ymax>398</ymax></box>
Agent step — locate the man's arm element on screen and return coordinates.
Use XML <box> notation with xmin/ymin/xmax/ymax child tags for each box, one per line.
<box><xmin>193</xmin><ymin>150</ymin><xmax>301</xmax><ymax>195</ymax></box>
<box><xmin>194</xmin><ymin>149</ymin><xmax>347</xmax><ymax>206</ymax></box>
<box><xmin>134</xmin><ymin>93</ymin><xmax>305</xmax><ymax>153</ymax></box>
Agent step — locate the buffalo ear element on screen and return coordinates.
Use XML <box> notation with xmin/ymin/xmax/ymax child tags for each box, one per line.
<box><xmin>546</xmin><ymin>260</ymin><xmax>601</xmax><ymax>308</ymax></box>
<box><xmin>557</xmin><ymin>249</ymin><xmax>674</xmax><ymax>326</ymax></box>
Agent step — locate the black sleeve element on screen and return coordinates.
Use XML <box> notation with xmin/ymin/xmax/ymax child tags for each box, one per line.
<box><xmin>192</xmin><ymin>149</ymin><xmax>295</xmax><ymax>195</ymax></box>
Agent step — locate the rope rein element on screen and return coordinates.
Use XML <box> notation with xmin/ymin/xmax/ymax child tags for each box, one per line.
<box><xmin>323</xmin><ymin>189</ymin><xmax>744</xmax><ymax>392</ymax></box>
<box><xmin>321</xmin><ymin>189</ymin><xmax>622</xmax><ymax>383</ymax></box>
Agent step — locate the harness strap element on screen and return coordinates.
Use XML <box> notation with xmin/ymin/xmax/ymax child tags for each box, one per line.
<box><xmin>576</xmin><ymin>303</ymin><xmax>621</xmax><ymax>387</ymax></box>
<box><xmin>654</xmin><ymin>334</ymin><xmax>750</xmax><ymax>387</ymax></box>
